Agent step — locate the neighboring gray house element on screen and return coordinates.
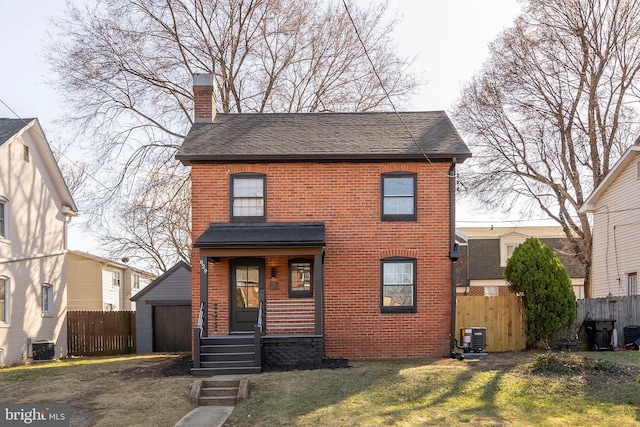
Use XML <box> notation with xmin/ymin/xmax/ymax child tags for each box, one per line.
<box><xmin>130</xmin><ymin>261</ymin><xmax>191</xmax><ymax>353</ymax></box>
<box><xmin>456</xmin><ymin>227</ymin><xmax>585</xmax><ymax>298</ymax></box>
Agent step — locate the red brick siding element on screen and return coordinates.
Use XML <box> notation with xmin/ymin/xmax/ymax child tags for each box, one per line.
<box><xmin>191</xmin><ymin>161</ymin><xmax>453</xmax><ymax>359</ymax></box>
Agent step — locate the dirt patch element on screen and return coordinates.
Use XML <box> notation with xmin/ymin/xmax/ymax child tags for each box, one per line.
<box><xmin>161</xmin><ymin>354</ymin><xmax>194</xmax><ymax>376</ymax></box>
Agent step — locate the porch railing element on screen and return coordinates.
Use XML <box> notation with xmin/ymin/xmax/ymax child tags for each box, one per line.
<box><xmin>254</xmin><ymin>300</ymin><xmax>263</xmax><ymax>368</ymax></box>
<box><xmin>193</xmin><ymin>302</ymin><xmax>204</xmax><ymax>369</ymax></box>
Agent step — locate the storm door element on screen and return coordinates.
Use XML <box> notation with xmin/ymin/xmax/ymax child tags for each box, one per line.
<box><xmin>230</xmin><ymin>258</ymin><xmax>264</xmax><ymax>332</ymax></box>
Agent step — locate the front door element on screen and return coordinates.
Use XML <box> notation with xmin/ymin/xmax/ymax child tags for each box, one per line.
<box><xmin>230</xmin><ymin>258</ymin><xmax>264</xmax><ymax>332</ymax></box>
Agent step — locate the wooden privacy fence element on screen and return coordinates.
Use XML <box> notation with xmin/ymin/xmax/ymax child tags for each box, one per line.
<box><xmin>456</xmin><ymin>295</ymin><xmax>640</xmax><ymax>352</ymax></box>
<box><xmin>67</xmin><ymin>311</ymin><xmax>136</xmax><ymax>356</ymax></box>
<box><xmin>455</xmin><ymin>296</ymin><xmax>526</xmax><ymax>352</ymax></box>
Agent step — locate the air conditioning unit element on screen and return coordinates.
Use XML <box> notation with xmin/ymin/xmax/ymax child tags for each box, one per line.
<box><xmin>459</xmin><ymin>327</ymin><xmax>486</xmax><ymax>353</ymax></box>
<box><xmin>32</xmin><ymin>342</ymin><xmax>55</xmax><ymax>361</ymax></box>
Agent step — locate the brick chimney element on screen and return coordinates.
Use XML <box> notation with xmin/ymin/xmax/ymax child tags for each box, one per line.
<box><xmin>193</xmin><ymin>74</ymin><xmax>217</xmax><ymax>122</ymax></box>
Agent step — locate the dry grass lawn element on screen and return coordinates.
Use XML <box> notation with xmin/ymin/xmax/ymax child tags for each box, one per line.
<box><xmin>1</xmin><ymin>350</ymin><xmax>639</xmax><ymax>426</ymax></box>
<box><xmin>0</xmin><ymin>353</ymin><xmax>194</xmax><ymax>426</ymax></box>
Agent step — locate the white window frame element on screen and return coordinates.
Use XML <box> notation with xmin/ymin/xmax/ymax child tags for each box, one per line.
<box><xmin>500</xmin><ymin>234</ymin><xmax>526</xmax><ymax>267</ymax></box>
<box><xmin>628</xmin><ymin>272</ymin><xmax>638</xmax><ymax>296</ymax></box>
<box><xmin>0</xmin><ymin>197</ymin><xmax>8</xmax><ymax>240</ymax></box>
<box><xmin>41</xmin><ymin>283</ymin><xmax>53</xmax><ymax>315</ymax></box>
<box><xmin>484</xmin><ymin>286</ymin><xmax>499</xmax><ymax>297</ymax></box>
<box><xmin>112</xmin><ymin>270</ymin><xmax>121</xmax><ymax>288</ymax></box>
<box><xmin>0</xmin><ymin>277</ymin><xmax>9</xmax><ymax>324</ymax></box>
<box><xmin>133</xmin><ymin>274</ymin><xmax>140</xmax><ymax>290</ymax></box>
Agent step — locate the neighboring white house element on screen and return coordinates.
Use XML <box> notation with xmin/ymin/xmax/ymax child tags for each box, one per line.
<box><xmin>580</xmin><ymin>145</ymin><xmax>640</xmax><ymax>297</ymax></box>
<box><xmin>0</xmin><ymin>118</ymin><xmax>78</xmax><ymax>366</ymax></box>
<box><xmin>66</xmin><ymin>250</ymin><xmax>156</xmax><ymax>311</ymax></box>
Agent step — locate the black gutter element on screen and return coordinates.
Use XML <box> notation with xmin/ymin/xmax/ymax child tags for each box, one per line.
<box><xmin>448</xmin><ymin>159</ymin><xmax>461</xmax><ymax>358</ymax></box>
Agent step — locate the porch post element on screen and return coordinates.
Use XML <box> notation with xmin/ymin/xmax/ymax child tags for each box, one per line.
<box><xmin>314</xmin><ymin>252</ymin><xmax>324</xmax><ymax>335</ymax></box>
<box><xmin>199</xmin><ymin>256</ymin><xmax>208</xmax><ymax>336</ymax></box>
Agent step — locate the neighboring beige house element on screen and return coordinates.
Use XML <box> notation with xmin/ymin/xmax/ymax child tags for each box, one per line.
<box><xmin>0</xmin><ymin>118</ymin><xmax>78</xmax><ymax>366</ymax></box>
<box><xmin>580</xmin><ymin>145</ymin><xmax>640</xmax><ymax>297</ymax></box>
<box><xmin>66</xmin><ymin>250</ymin><xmax>156</xmax><ymax>311</ymax></box>
<box><xmin>456</xmin><ymin>226</ymin><xmax>586</xmax><ymax>298</ymax></box>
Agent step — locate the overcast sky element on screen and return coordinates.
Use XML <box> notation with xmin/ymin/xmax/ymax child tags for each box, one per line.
<box><xmin>0</xmin><ymin>0</ymin><xmax>541</xmax><ymax>253</ymax></box>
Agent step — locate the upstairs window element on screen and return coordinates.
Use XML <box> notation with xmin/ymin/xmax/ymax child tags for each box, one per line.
<box><xmin>133</xmin><ymin>274</ymin><xmax>140</xmax><ymax>290</ymax></box>
<box><xmin>23</xmin><ymin>144</ymin><xmax>29</xmax><ymax>163</ymax></box>
<box><xmin>381</xmin><ymin>173</ymin><xmax>416</xmax><ymax>221</ymax></box>
<box><xmin>112</xmin><ymin>271</ymin><xmax>121</xmax><ymax>288</ymax></box>
<box><xmin>289</xmin><ymin>259</ymin><xmax>313</xmax><ymax>298</ymax></box>
<box><xmin>231</xmin><ymin>174</ymin><xmax>266</xmax><ymax>221</ymax></box>
<box><xmin>381</xmin><ymin>257</ymin><xmax>417</xmax><ymax>313</ymax></box>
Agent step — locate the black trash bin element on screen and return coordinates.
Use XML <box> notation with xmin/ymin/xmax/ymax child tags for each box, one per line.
<box><xmin>623</xmin><ymin>325</ymin><xmax>640</xmax><ymax>349</ymax></box>
<box><xmin>583</xmin><ymin>319</ymin><xmax>616</xmax><ymax>351</ymax></box>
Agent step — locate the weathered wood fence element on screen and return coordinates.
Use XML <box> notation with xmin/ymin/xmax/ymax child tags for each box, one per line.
<box><xmin>456</xmin><ymin>295</ymin><xmax>640</xmax><ymax>352</ymax></box>
<box><xmin>67</xmin><ymin>311</ymin><xmax>136</xmax><ymax>356</ymax></box>
<box><xmin>573</xmin><ymin>296</ymin><xmax>640</xmax><ymax>346</ymax></box>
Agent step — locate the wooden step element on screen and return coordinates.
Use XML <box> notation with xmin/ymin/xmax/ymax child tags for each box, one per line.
<box><xmin>191</xmin><ymin>366</ymin><xmax>262</xmax><ymax>376</ymax></box>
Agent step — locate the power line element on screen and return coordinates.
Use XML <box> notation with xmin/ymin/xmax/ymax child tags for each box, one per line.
<box><xmin>0</xmin><ymin>97</ymin><xmax>126</xmax><ymax>207</ymax></box>
<box><xmin>341</xmin><ymin>0</ymin><xmax>453</xmax><ymax>178</ymax></box>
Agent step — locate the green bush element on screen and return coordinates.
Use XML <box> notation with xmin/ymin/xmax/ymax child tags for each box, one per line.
<box><xmin>504</xmin><ymin>237</ymin><xmax>576</xmax><ymax>347</ymax></box>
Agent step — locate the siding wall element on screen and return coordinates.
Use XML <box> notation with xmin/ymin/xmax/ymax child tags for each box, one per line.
<box><xmin>0</xmin><ymin>129</ymin><xmax>68</xmax><ymax>365</ymax></box>
<box><xmin>191</xmin><ymin>161</ymin><xmax>454</xmax><ymax>359</ymax></box>
<box><xmin>134</xmin><ymin>265</ymin><xmax>191</xmax><ymax>353</ymax></box>
<box><xmin>591</xmin><ymin>152</ymin><xmax>640</xmax><ymax>297</ymax></box>
<box><xmin>102</xmin><ymin>268</ymin><xmax>122</xmax><ymax>310</ymax></box>
<box><xmin>67</xmin><ymin>254</ymin><xmax>103</xmax><ymax>311</ymax></box>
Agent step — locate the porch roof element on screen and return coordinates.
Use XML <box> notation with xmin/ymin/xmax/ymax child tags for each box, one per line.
<box><xmin>194</xmin><ymin>222</ymin><xmax>326</xmax><ymax>249</ymax></box>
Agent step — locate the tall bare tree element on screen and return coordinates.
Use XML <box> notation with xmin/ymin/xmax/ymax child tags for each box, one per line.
<box><xmin>47</xmin><ymin>0</ymin><xmax>418</xmax><ymax>272</ymax></box>
<box><xmin>453</xmin><ymin>0</ymin><xmax>640</xmax><ymax>297</ymax></box>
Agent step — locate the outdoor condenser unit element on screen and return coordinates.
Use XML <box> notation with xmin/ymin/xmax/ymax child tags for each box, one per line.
<box><xmin>459</xmin><ymin>327</ymin><xmax>486</xmax><ymax>353</ymax></box>
<box><xmin>32</xmin><ymin>341</ymin><xmax>55</xmax><ymax>361</ymax></box>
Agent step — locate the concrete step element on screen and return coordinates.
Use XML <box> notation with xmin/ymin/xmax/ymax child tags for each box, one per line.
<box><xmin>200</xmin><ymin>386</ymin><xmax>238</xmax><ymax>397</ymax></box>
<box><xmin>198</xmin><ymin>396</ymin><xmax>237</xmax><ymax>406</ymax></box>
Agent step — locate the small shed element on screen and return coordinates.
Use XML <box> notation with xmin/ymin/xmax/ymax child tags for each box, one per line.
<box><xmin>131</xmin><ymin>261</ymin><xmax>192</xmax><ymax>353</ymax></box>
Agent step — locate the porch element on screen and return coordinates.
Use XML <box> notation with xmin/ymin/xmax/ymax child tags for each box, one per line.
<box><xmin>191</xmin><ymin>222</ymin><xmax>326</xmax><ymax>376</ymax></box>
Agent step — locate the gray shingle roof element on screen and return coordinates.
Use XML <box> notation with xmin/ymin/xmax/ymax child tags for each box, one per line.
<box><xmin>176</xmin><ymin>112</ymin><xmax>471</xmax><ymax>163</ymax></box>
<box><xmin>0</xmin><ymin>118</ymin><xmax>34</xmax><ymax>146</ymax></box>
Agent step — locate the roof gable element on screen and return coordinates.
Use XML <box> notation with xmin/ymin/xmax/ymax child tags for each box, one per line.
<box><xmin>580</xmin><ymin>145</ymin><xmax>640</xmax><ymax>213</ymax></box>
<box><xmin>130</xmin><ymin>260</ymin><xmax>191</xmax><ymax>301</ymax></box>
<box><xmin>176</xmin><ymin>112</ymin><xmax>471</xmax><ymax>164</ymax></box>
<box><xmin>0</xmin><ymin>118</ymin><xmax>78</xmax><ymax>215</ymax></box>
<box><xmin>67</xmin><ymin>250</ymin><xmax>156</xmax><ymax>278</ymax></box>
<box><xmin>0</xmin><ymin>118</ymin><xmax>34</xmax><ymax>146</ymax></box>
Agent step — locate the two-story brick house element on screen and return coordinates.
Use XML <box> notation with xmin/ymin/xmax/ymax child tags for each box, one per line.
<box><xmin>177</xmin><ymin>75</ymin><xmax>471</xmax><ymax>375</ymax></box>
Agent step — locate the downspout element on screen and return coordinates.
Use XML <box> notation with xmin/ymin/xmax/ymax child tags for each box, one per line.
<box><xmin>448</xmin><ymin>159</ymin><xmax>460</xmax><ymax>358</ymax></box>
